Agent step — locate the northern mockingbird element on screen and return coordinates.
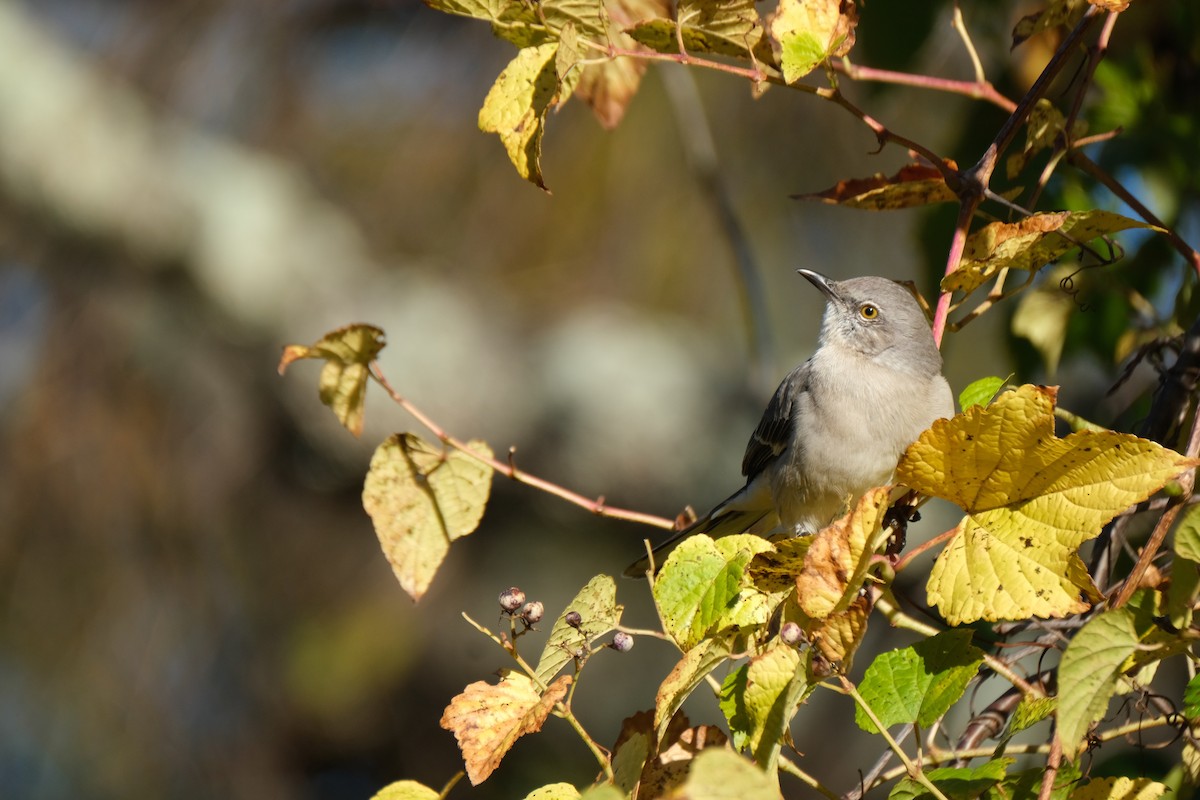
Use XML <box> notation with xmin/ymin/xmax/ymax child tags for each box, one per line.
<box><xmin>626</xmin><ymin>269</ymin><xmax>954</xmax><ymax>576</ymax></box>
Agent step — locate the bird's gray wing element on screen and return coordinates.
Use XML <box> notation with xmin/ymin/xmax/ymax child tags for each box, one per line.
<box><xmin>741</xmin><ymin>361</ymin><xmax>809</xmax><ymax>480</ymax></box>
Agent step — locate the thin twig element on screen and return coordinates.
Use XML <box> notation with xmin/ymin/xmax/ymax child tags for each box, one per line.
<box><xmin>370</xmin><ymin>363</ymin><xmax>675</xmax><ymax>530</ymax></box>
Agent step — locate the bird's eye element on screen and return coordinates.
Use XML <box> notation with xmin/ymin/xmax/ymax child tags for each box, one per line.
<box><xmin>859</xmin><ymin>304</ymin><xmax>879</xmax><ymax>320</ymax></box>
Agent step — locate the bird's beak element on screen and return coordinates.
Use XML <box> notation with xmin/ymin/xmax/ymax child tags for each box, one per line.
<box><xmin>797</xmin><ymin>269</ymin><xmax>838</xmax><ymax>302</ymax></box>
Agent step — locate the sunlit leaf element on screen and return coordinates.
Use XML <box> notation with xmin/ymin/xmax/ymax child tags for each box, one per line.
<box><xmin>1010</xmin><ymin>696</ymin><xmax>1056</xmax><ymax>733</ymax></box>
<box><xmin>278</xmin><ymin>323</ymin><xmax>386</xmax><ymax>437</ymax></box>
<box><xmin>742</xmin><ymin>644</ymin><xmax>807</xmax><ymax>772</ymax></box>
<box><xmin>363</xmin><ymin>433</ymin><xmax>493</xmax><ymax>602</ymax></box>
<box><xmin>768</xmin><ymin>0</ymin><xmax>857</xmax><ymax>83</ymax></box>
<box><xmin>942</xmin><ymin>210</ymin><xmax>1159</xmax><ymax>295</ymax></box>
<box><xmin>855</xmin><ymin>630</ymin><xmax>983</xmax><ymax>733</ymax></box>
<box><xmin>676</xmin><ymin>748</ymin><xmax>778</xmax><ymax>800</ymax></box>
<box><xmin>371</xmin><ymin>780</ymin><xmax>439</xmax><ymax>800</ymax></box>
<box><xmin>626</xmin><ymin>0</ymin><xmax>771</xmax><ymax>61</ymax></box>
<box><xmin>957</xmin><ymin>376</ymin><xmax>1009</xmax><ymax>411</ymax></box>
<box><xmin>1057</xmin><ymin>606</ymin><xmax>1151</xmax><ymax>759</ymax></box>
<box><xmin>795</xmin><ymin>486</ymin><xmax>891</xmax><ymax>619</ymax></box>
<box><xmin>522</xmin><ymin>783</ymin><xmax>581</xmax><ymax>800</ymax></box>
<box><xmin>987</xmin><ymin>762</ymin><xmax>1081</xmax><ymax>800</ymax></box>
<box><xmin>440</xmin><ymin>672</ymin><xmax>571</xmax><ymax>785</ymax></box>
<box><xmin>890</xmin><ymin>758</ymin><xmax>1011</xmax><ymax>800</ymax></box>
<box><xmin>535</xmin><ymin>575</ymin><xmax>623</xmax><ymax>684</ymax></box>
<box><xmin>1069</xmin><ymin>776</ymin><xmax>1166</xmax><ymax>800</ymax></box>
<box><xmin>611</xmin><ymin>711</ymin><xmax>654</xmax><ymax>795</ymax></box>
<box><xmin>803</xmin><ymin>593</ymin><xmax>871</xmax><ymax>666</ymax></box>
<box><xmin>795</xmin><ymin>163</ymin><xmax>958</xmax><ymax>209</ymax></box>
<box><xmin>478</xmin><ymin>43</ymin><xmax>560</xmax><ymax>190</ymax></box>
<box><xmin>897</xmin><ymin>384</ymin><xmax>1197</xmax><ymax>624</ymax></box>
<box><xmin>653</xmin><ymin>534</ymin><xmax>772</xmax><ymax>649</ymax></box>
<box><xmin>654</xmin><ymin>638</ymin><xmax>732</xmax><ymax>741</ymax></box>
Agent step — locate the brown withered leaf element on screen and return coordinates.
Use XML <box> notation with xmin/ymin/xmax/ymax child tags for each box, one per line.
<box><xmin>795</xmin><ymin>162</ymin><xmax>959</xmax><ymax>210</ymax></box>
<box><xmin>795</xmin><ymin>486</ymin><xmax>891</xmax><ymax>619</ymax></box>
<box><xmin>440</xmin><ymin>673</ymin><xmax>571</xmax><ymax>785</ymax></box>
<box><xmin>638</xmin><ymin>711</ymin><xmax>729</xmax><ymax>799</ymax></box>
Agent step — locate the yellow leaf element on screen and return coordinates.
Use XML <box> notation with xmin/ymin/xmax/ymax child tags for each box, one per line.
<box><xmin>371</xmin><ymin>780</ymin><xmax>439</xmax><ymax>800</ymax></box>
<box><xmin>675</xmin><ymin>748</ymin><xmax>779</xmax><ymax>800</ymax></box>
<box><xmin>742</xmin><ymin>644</ymin><xmax>805</xmax><ymax>771</ymax></box>
<box><xmin>768</xmin><ymin>0</ymin><xmax>857</xmax><ymax>83</ymax></box>
<box><xmin>478</xmin><ymin>43</ymin><xmax>560</xmax><ymax>190</ymax></box>
<box><xmin>795</xmin><ymin>486</ymin><xmax>891</xmax><ymax>619</ymax></box>
<box><xmin>535</xmin><ymin>575</ymin><xmax>623</xmax><ymax>684</ymax></box>
<box><xmin>626</xmin><ymin>0</ymin><xmax>772</xmax><ymax>62</ymax></box>
<box><xmin>897</xmin><ymin>385</ymin><xmax>1199</xmax><ymax>624</ymax></box>
<box><xmin>362</xmin><ymin>433</ymin><xmax>493</xmax><ymax>602</ymax></box>
<box><xmin>1069</xmin><ymin>776</ymin><xmax>1166</xmax><ymax>800</ymax></box>
<box><xmin>654</xmin><ymin>639</ymin><xmax>732</xmax><ymax>741</ymax></box>
<box><xmin>942</xmin><ymin>210</ymin><xmax>1159</xmax><ymax>295</ymax></box>
<box><xmin>278</xmin><ymin>323</ymin><xmax>386</xmax><ymax>437</ymax></box>
<box><xmin>440</xmin><ymin>673</ymin><xmax>571</xmax><ymax>785</ymax></box>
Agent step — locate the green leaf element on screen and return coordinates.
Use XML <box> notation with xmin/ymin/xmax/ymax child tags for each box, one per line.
<box><xmin>898</xmin><ymin>384</ymin><xmax>1198</xmax><ymax>624</ymax></box>
<box><xmin>362</xmin><ymin>433</ymin><xmax>493</xmax><ymax>602</ymax></box>
<box><xmin>855</xmin><ymin>630</ymin><xmax>983</xmax><ymax>733</ymax></box>
<box><xmin>768</xmin><ymin>0</ymin><xmax>857</xmax><ymax>84</ymax></box>
<box><xmin>987</xmin><ymin>762</ymin><xmax>1081</xmax><ymax>800</ymax></box>
<box><xmin>653</xmin><ymin>534</ymin><xmax>772</xmax><ymax>650</ymax></box>
<box><xmin>890</xmin><ymin>758</ymin><xmax>1012</xmax><ymax>800</ymax></box>
<box><xmin>1185</xmin><ymin>673</ymin><xmax>1200</xmax><ymax>721</ymax></box>
<box><xmin>1175</xmin><ymin>503</ymin><xmax>1200</xmax><ymax>562</ymax></box>
<box><xmin>535</xmin><ymin>575</ymin><xmax>623</xmax><ymax>684</ymax></box>
<box><xmin>654</xmin><ymin>638</ymin><xmax>732</xmax><ymax>741</ymax></box>
<box><xmin>743</xmin><ymin>644</ymin><xmax>807</xmax><ymax>772</ymax></box>
<box><xmin>371</xmin><ymin>780</ymin><xmax>439</xmax><ymax>800</ymax></box>
<box><xmin>718</xmin><ymin>664</ymin><xmax>751</xmax><ymax>750</ymax></box>
<box><xmin>957</xmin><ymin>376</ymin><xmax>1009</xmax><ymax>411</ymax></box>
<box><xmin>611</xmin><ymin>711</ymin><xmax>653</xmax><ymax>795</ymax></box>
<box><xmin>523</xmin><ymin>784</ymin><xmax>581</xmax><ymax>800</ymax></box>
<box><xmin>676</xmin><ymin>748</ymin><xmax>780</xmax><ymax>800</ymax></box>
<box><xmin>278</xmin><ymin>323</ymin><xmax>387</xmax><ymax>437</ymax></box>
<box><xmin>942</xmin><ymin>210</ymin><xmax>1161</xmax><ymax>296</ymax></box>
<box><xmin>478</xmin><ymin>43</ymin><xmax>561</xmax><ymax>190</ymax></box>
<box><xmin>1010</xmin><ymin>696</ymin><xmax>1056</xmax><ymax>734</ymax></box>
<box><xmin>1056</xmin><ymin>606</ymin><xmax>1148</xmax><ymax>759</ymax></box>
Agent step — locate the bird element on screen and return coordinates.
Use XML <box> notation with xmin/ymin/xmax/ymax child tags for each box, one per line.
<box><xmin>625</xmin><ymin>269</ymin><xmax>954</xmax><ymax>577</ymax></box>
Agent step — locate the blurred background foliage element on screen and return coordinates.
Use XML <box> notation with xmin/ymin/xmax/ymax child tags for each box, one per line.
<box><xmin>0</xmin><ymin>1</ymin><xmax>1196</xmax><ymax>798</ymax></box>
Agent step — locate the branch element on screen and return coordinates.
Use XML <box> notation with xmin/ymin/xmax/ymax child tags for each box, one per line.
<box><xmin>370</xmin><ymin>363</ymin><xmax>675</xmax><ymax>530</ymax></box>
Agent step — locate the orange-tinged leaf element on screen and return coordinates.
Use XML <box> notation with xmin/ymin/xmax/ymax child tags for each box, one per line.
<box><xmin>897</xmin><ymin>384</ymin><xmax>1199</xmax><ymax>624</ymax></box>
<box><xmin>569</xmin><ymin>0</ymin><xmax>668</xmax><ymax>128</ymax></box>
<box><xmin>806</xmin><ymin>593</ymin><xmax>871</xmax><ymax>666</ymax></box>
<box><xmin>278</xmin><ymin>324</ymin><xmax>386</xmax><ymax>437</ymax></box>
<box><xmin>440</xmin><ymin>673</ymin><xmax>572</xmax><ymax>785</ymax></box>
<box><xmin>363</xmin><ymin>433</ymin><xmax>493</xmax><ymax>602</ymax></box>
<box><xmin>796</xmin><ymin>163</ymin><xmax>959</xmax><ymax>210</ymax></box>
<box><xmin>795</xmin><ymin>486</ymin><xmax>892</xmax><ymax>619</ymax></box>
<box><xmin>942</xmin><ymin>210</ymin><xmax>1160</xmax><ymax>295</ymax></box>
